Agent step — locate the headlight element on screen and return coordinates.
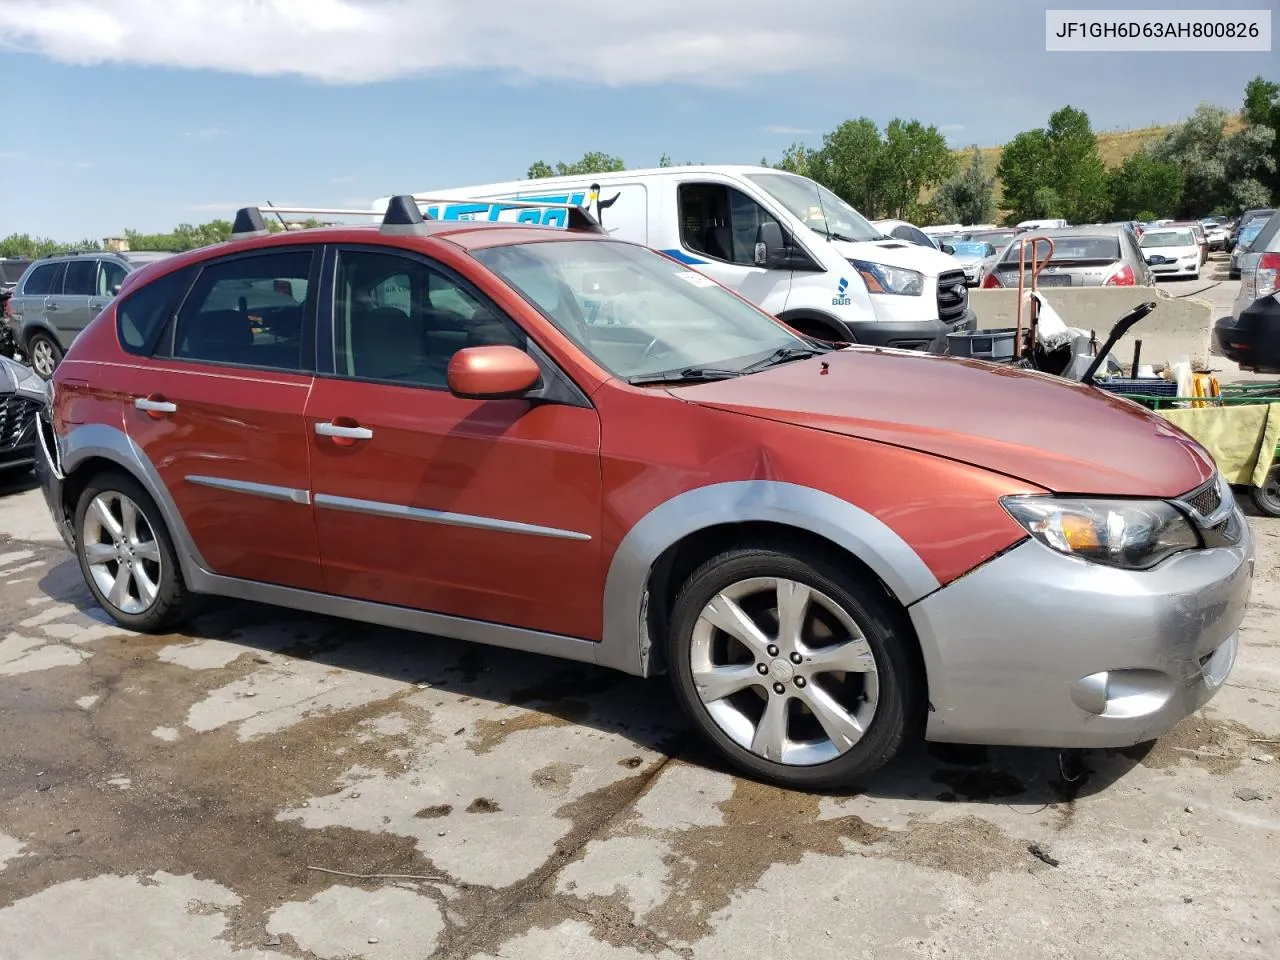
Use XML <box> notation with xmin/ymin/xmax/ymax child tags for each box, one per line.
<box><xmin>1000</xmin><ymin>496</ymin><xmax>1200</xmax><ymax>570</ymax></box>
<box><xmin>848</xmin><ymin>260</ymin><xmax>924</xmax><ymax>296</ymax></box>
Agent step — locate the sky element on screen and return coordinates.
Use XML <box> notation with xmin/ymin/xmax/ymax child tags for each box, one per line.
<box><xmin>0</xmin><ymin>0</ymin><xmax>1275</xmax><ymax>240</ymax></box>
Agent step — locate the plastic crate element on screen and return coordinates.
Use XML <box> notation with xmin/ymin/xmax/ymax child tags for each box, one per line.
<box><xmin>1092</xmin><ymin>377</ymin><xmax>1180</xmax><ymax>397</ymax></box>
<box><xmin>946</xmin><ymin>327</ymin><xmax>1022</xmax><ymax>360</ymax></box>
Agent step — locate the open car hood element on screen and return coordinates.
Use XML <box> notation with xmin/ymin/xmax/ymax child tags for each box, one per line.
<box><xmin>669</xmin><ymin>349</ymin><xmax>1214</xmax><ymax>497</ymax></box>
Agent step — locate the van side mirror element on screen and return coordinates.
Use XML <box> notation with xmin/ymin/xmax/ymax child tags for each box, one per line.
<box><xmin>447</xmin><ymin>345</ymin><xmax>541</xmax><ymax>400</ymax></box>
<box><xmin>754</xmin><ymin>221</ymin><xmax>787</xmax><ymax>267</ymax></box>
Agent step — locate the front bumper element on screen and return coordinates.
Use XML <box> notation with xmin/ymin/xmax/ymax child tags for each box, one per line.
<box><xmin>909</xmin><ymin>514</ymin><xmax>1253</xmax><ymax>748</ymax></box>
<box><xmin>1216</xmin><ymin>296</ymin><xmax>1280</xmax><ymax>373</ymax></box>
<box><xmin>0</xmin><ymin>393</ymin><xmax>40</xmax><ymax>472</ymax></box>
<box><xmin>844</xmin><ymin>310</ymin><xmax>977</xmax><ymax>354</ymax></box>
<box><xmin>1149</xmin><ymin>260</ymin><xmax>1198</xmax><ymax>275</ymax></box>
<box><xmin>33</xmin><ymin>410</ymin><xmax>74</xmax><ymax>550</ymax></box>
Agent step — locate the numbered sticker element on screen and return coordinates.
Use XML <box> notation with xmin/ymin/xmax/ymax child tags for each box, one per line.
<box><xmin>674</xmin><ymin>270</ymin><xmax>717</xmax><ymax>288</ymax></box>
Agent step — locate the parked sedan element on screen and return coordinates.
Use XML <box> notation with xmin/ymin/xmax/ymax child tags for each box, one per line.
<box><xmin>0</xmin><ymin>354</ymin><xmax>45</xmax><ymax>475</ymax></box>
<box><xmin>1140</xmin><ymin>227</ymin><xmax>1202</xmax><ymax>280</ymax></box>
<box><xmin>1201</xmin><ymin>218</ymin><xmax>1229</xmax><ymax>251</ymax></box>
<box><xmin>1218</xmin><ymin>210</ymin><xmax>1280</xmax><ymax>379</ymax></box>
<box><xmin>1230</xmin><ymin>218</ymin><xmax>1267</xmax><ymax>279</ymax></box>
<box><xmin>946</xmin><ymin>240</ymin><xmax>1000</xmax><ymax>286</ymax></box>
<box><xmin>1169</xmin><ymin>221</ymin><xmax>1209</xmax><ymax>265</ymax></box>
<box><xmin>34</xmin><ymin>195</ymin><xmax>1251</xmax><ymax>790</ymax></box>
<box><xmin>982</xmin><ymin>225</ymin><xmax>1153</xmax><ymax>288</ymax></box>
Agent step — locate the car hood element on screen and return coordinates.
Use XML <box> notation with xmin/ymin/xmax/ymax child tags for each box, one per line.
<box><xmin>669</xmin><ymin>350</ymin><xmax>1214</xmax><ymax>497</ymax></box>
<box><xmin>830</xmin><ymin>237</ymin><xmax>960</xmax><ymax>276</ymax></box>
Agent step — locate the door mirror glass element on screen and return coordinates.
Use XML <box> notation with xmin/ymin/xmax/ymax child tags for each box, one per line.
<box><xmin>941</xmin><ymin>243</ymin><xmax>955</xmax><ymax>255</ymax></box>
<box><xmin>447</xmin><ymin>345</ymin><xmax>541</xmax><ymax>400</ymax></box>
<box><xmin>754</xmin><ymin>220</ymin><xmax>787</xmax><ymax>267</ymax></box>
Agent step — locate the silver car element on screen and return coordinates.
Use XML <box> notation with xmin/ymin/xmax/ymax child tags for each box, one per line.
<box><xmin>983</xmin><ymin>225</ymin><xmax>1155</xmax><ymax>289</ymax></box>
<box><xmin>7</xmin><ymin>251</ymin><xmax>173</xmax><ymax>378</ymax></box>
<box><xmin>943</xmin><ymin>238</ymin><xmax>1001</xmax><ymax>287</ymax></box>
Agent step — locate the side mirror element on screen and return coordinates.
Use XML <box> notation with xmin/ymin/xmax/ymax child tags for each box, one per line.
<box><xmin>754</xmin><ymin>221</ymin><xmax>787</xmax><ymax>267</ymax></box>
<box><xmin>940</xmin><ymin>243</ymin><xmax>955</xmax><ymax>255</ymax></box>
<box><xmin>447</xmin><ymin>345</ymin><xmax>541</xmax><ymax>400</ymax></box>
<box><xmin>110</xmin><ymin>284</ymin><xmax>122</xmax><ymax>296</ymax></box>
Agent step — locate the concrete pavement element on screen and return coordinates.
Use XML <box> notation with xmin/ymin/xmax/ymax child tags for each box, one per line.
<box><xmin>1</xmin><ymin>433</ymin><xmax>1278</xmax><ymax>958</ymax></box>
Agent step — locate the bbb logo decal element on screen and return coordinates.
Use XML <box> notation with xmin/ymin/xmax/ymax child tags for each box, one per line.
<box><xmin>832</xmin><ymin>276</ymin><xmax>851</xmax><ymax>306</ymax></box>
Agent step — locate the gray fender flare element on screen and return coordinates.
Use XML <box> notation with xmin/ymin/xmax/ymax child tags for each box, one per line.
<box><xmin>596</xmin><ymin>480</ymin><xmax>941</xmax><ymax>676</ymax></box>
<box><xmin>58</xmin><ymin>422</ymin><xmax>211</xmax><ymax>582</ymax></box>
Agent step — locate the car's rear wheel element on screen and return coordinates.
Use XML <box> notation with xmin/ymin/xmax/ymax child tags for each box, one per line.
<box><xmin>1251</xmin><ymin>466</ymin><xmax>1280</xmax><ymax>518</ymax></box>
<box><xmin>667</xmin><ymin>544</ymin><xmax>919</xmax><ymax>790</ymax></box>
<box><xmin>27</xmin><ymin>332</ymin><xmax>62</xmax><ymax>379</ymax></box>
<box><xmin>74</xmin><ymin>471</ymin><xmax>195</xmax><ymax>632</ymax></box>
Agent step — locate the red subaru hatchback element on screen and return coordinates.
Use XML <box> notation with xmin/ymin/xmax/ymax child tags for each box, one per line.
<box><xmin>35</xmin><ymin>197</ymin><xmax>1253</xmax><ymax>789</ymax></box>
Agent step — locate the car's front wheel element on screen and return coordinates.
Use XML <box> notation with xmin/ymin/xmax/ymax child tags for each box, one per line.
<box><xmin>74</xmin><ymin>471</ymin><xmax>196</xmax><ymax>632</ymax></box>
<box><xmin>667</xmin><ymin>544</ymin><xmax>919</xmax><ymax>790</ymax></box>
<box><xmin>27</xmin><ymin>332</ymin><xmax>62</xmax><ymax>379</ymax></box>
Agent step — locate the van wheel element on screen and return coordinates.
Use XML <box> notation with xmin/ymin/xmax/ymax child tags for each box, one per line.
<box><xmin>73</xmin><ymin>471</ymin><xmax>196</xmax><ymax>632</ymax></box>
<box><xmin>1251</xmin><ymin>467</ymin><xmax>1280</xmax><ymax>518</ymax></box>
<box><xmin>667</xmin><ymin>544</ymin><xmax>918</xmax><ymax>790</ymax></box>
<box><xmin>27</xmin><ymin>332</ymin><xmax>62</xmax><ymax>379</ymax></box>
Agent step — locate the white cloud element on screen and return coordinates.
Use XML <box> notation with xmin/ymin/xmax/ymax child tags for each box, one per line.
<box><xmin>331</xmin><ymin>175</ymin><xmax>357</xmax><ymax>184</ymax></box>
<box><xmin>763</xmin><ymin>125</ymin><xmax>815</xmax><ymax>135</ymax></box>
<box><xmin>183</xmin><ymin>127</ymin><xmax>228</xmax><ymax>138</ymax></box>
<box><xmin>939</xmin><ymin>124</ymin><xmax>966</xmax><ymax>132</ymax></box>
<box><xmin>0</xmin><ymin>0</ymin><xmax>951</xmax><ymax>87</ymax></box>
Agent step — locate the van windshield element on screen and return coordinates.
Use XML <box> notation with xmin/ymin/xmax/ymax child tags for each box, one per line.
<box><xmin>473</xmin><ymin>239</ymin><xmax>815</xmax><ymax>382</ymax></box>
<box><xmin>744</xmin><ymin>173</ymin><xmax>883</xmax><ymax>243</ymax></box>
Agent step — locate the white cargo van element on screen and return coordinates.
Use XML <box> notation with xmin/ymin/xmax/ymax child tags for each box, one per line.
<box><xmin>376</xmin><ymin>165</ymin><xmax>975</xmax><ymax>352</ymax></box>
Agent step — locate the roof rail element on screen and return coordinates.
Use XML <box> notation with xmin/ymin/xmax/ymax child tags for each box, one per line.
<box><xmin>229</xmin><ymin>193</ymin><xmax>606</xmax><ymax>240</ymax></box>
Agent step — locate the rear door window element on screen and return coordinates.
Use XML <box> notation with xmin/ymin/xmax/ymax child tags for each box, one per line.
<box><xmin>22</xmin><ymin>262</ymin><xmax>65</xmax><ymax>296</ymax></box>
<box><xmin>117</xmin><ymin>267</ymin><xmax>197</xmax><ymax>355</ymax></box>
<box><xmin>62</xmin><ymin>259</ymin><xmax>98</xmax><ymax>296</ymax></box>
<box><xmin>98</xmin><ymin>260</ymin><xmax>128</xmax><ymax>297</ymax></box>
<box><xmin>173</xmin><ymin>251</ymin><xmax>314</xmax><ymax>371</ymax></box>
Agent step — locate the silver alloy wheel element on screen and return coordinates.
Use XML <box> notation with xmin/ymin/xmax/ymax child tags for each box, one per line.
<box><xmin>30</xmin><ymin>337</ymin><xmax>56</xmax><ymax>378</ymax></box>
<box><xmin>81</xmin><ymin>491</ymin><xmax>163</xmax><ymax>615</ymax></box>
<box><xmin>690</xmin><ymin>577</ymin><xmax>880</xmax><ymax>766</ymax></box>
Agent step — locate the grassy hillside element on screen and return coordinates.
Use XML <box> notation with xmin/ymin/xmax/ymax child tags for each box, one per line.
<box><xmin>960</xmin><ymin>114</ymin><xmax>1245</xmax><ymax>174</ymax></box>
<box><xmin>936</xmin><ymin>114</ymin><xmax>1244</xmax><ymax>215</ymax></box>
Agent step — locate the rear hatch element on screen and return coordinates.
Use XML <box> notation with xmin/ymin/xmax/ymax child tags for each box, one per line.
<box><xmin>993</xmin><ymin>236</ymin><xmax>1121</xmax><ymax>287</ymax></box>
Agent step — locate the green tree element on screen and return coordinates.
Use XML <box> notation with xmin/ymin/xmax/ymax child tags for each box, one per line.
<box><xmin>1224</xmin><ymin>124</ymin><xmax>1277</xmax><ymax>210</ymax></box>
<box><xmin>807</xmin><ymin>118</ymin><xmax>884</xmax><ymax>214</ymax></box>
<box><xmin>1241</xmin><ymin>76</ymin><xmax>1280</xmax><ymax>202</ymax></box>
<box><xmin>934</xmin><ymin>147</ymin><xmax>997</xmax><ymax>225</ymax></box>
<box><xmin>0</xmin><ymin>234</ymin><xmax>101</xmax><ymax>258</ymax></box>
<box><xmin>1149</xmin><ymin>103</ymin><xmax>1230</xmax><ymax>215</ymax></box>
<box><xmin>658</xmin><ymin>153</ymin><xmax>673</xmax><ymax>168</ymax></box>
<box><xmin>526</xmin><ymin>151</ymin><xmax>626</xmax><ymax>179</ymax></box>
<box><xmin>1044</xmin><ymin>106</ymin><xmax>1109</xmax><ymax>223</ymax></box>
<box><xmin>774</xmin><ymin>141</ymin><xmax>816</xmax><ymax>178</ymax></box>
<box><xmin>877</xmin><ymin>119</ymin><xmax>956</xmax><ymax>220</ymax></box>
<box><xmin>997</xmin><ymin>129</ymin><xmax>1054</xmax><ymax>222</ymax></box>
<box><xmin>1108</xmin><ymin>151</ymin><xmax>1183</xmax><ymax>220</ymax></box>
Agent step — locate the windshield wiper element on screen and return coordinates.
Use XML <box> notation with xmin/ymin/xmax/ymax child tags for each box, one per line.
<box><xmin>627</xmin><ymin>367</ymin><xmax>743</xmax><ymax>385</ymax></box>
<box><xmin>829</xmin><ymin>232</ymin><xmax>865</xmax><ymax>243</ymax></box>
<box><xmin>737</xmin><ymin>347</ymin><xmax>822</xmax><ymax>374</ymax></box>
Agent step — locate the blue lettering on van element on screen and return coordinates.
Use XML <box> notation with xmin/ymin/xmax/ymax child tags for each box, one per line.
<box><xmin>421</xmin><ymin>192</ymin><xmax>589</xmax><ymax>227</ymax></box>
<box><xmin>833</xmin><ymin>276</ymin><xmax>852</xmax><ymax>305</ymax></box>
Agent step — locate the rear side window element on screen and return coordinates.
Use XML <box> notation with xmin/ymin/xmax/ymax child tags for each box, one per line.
<box><xmin>98</xmin><ymin>260</ymin><xmax>128</xmax><ymax>297</ymax></box>
<box><xmin>63</xmin><ymin>259</ymin><xmax>98</xmax><ymax>296</ymax></box>
<box><xmin>1251</xmin><ymin>211</ymin><xmax>1280</xmax><ymax>253</ymax></box>
<box><xmin>117</xmin><ymin>267</ymin><xmax>197</xmax><ymax>355</ymax></box>
<box><xmin>22</xmin><ymin>262</ymin><xmax>65</xmax><ymax>296</ymax></box>
<box><xmin>173</xmin><ymin>251</ymin><xmax>314</xmax><ymax>371</ymax></box>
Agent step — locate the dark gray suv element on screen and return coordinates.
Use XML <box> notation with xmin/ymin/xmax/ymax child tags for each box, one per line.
<box><xmin>7</xmin><ymin>251</ymin><xmax>173</xmax><ymax>377</ymax></box>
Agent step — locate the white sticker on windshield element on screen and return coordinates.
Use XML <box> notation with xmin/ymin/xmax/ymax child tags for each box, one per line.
<box><xmin>674</xmin><ymin>270</ymin><xmax>717</xmax><ymax>288</ymax></box>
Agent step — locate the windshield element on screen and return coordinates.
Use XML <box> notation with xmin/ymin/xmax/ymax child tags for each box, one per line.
<box><xmin>968</xmin><ymin>231</ymin><xmax>1015</xmax><ymax>248</ymax></box>
<box><xmin>1140</xmin><ymin>229</ymin><xmax>1194</xmax><ymax>248</ymax></box>
<box><xmin>1001</xmin><ymin>236</ymin><xmax>1120</xmax><ymax>262</ymax></box>
<box><xmin>744</xmin><ymin>172</ymin><xmax>883</xmax><ymax>242</ymax></box>
<box><xmin>1240</xmin><ymin>222</ymin><xmax>1264</xmax><ymax>243</ymax></box>
<box><xmin>950</xmin><ymin>241</ymin><xmax>992</xmax><ymax>257</ymax></box>
<box><xmin>472</xmin><ymin>240</ymin><xmax>810</xmax><ymax>380</ymax></box>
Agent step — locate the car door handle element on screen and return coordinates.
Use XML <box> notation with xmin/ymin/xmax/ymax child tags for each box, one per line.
<box><xmin>315</xmin><ymin>421</ymin><xmax>373</xmax><ymax>440</ymax></box>
<box><xmin>135</xmin><ymin>396</ymin><xmax>177</xmax><ymax>415</ymax></box>
<box><xmin>45</xmin><ymin>302</ymin><xmax>59</xmax><ymax>311</ymax></box>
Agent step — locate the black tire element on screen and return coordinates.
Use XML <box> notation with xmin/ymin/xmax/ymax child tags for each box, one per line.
<box><xmin>667</xmin><ymin>543</ymin><xmax>920</xmax><ymax>791</ymax></box>
<box><xmin>1251</xmin><ymin>466</ymin><xmax>1280</xmax><ymax>518</ymax></box>
<box><xmin>73</xmin><ymin>470</ymin><xmax>196</xmax><ymax>632</ymax></box>
<box><xmin>26</xmin><ymin>331</ymin><xmax>63</xmax><ymax>379</ymax></box>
